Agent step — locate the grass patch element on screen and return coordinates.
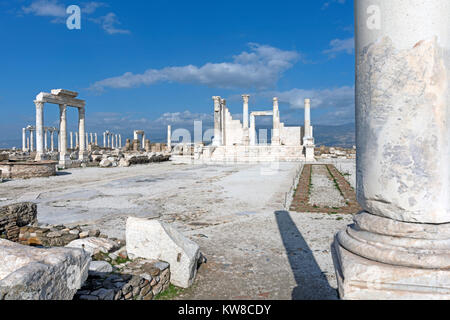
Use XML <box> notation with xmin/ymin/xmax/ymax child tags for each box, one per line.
<box><xmin>154</xmin><ymin>284</ymin><xmax>184</xmax><ymax>300</ymax></box>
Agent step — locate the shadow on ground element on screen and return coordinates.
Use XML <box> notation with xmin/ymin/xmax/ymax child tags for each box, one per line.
<box><xmin>275</xmin><ymin>210</ymin><xmax>338</xmax><ymax>300</ymax></box>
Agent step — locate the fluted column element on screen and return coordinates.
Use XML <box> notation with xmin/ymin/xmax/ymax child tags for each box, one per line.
<box><xmin>141</xmin><ymin>134</ymin><xmax>145</xmax><ymax>149</ymax></box>
<box><xmin>118</xmin><ymin>134</ymin><xmax>121</xmax><ymax>148</ymax></box>
<box><xmin>70</xmin><ymin>132</ymin><xmax>73</xmax><ymax>150</ymax></box>
<box><xmin>34</xmin><ymin>101</ymin><xmax>44</xmax><ymax>160</ymax></box>
<box><xmin>95</xmin><ymin>133</ymin><xmax>98</xmax><ymax>146</ymax></box>
<box><xmin>332</xmin><ymin>0</ymin><xmax>450</xmax><ymax>300</ymax></box>
<box><xmin>103</xmin><ymin>132</ymin><xmax>106</xmax><ymax>147</ymax></box>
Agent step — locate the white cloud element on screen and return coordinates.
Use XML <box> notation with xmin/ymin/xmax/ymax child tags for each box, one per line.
<box><xmin>89</xmin><ymin>12</ymin><xmax>130</xmax><ymax>35</ymax></box>
<box><xmin>271</xmin><ymin>86</ymin><xmax>355</xmax><ymax>125</ymax></box>
<box><xmin>20</xmin><ymin>1</ymin><xmax>127</xmax><ymax>34</ymax></box>
<box><xmin>22</xmin><ymin>0</ymin><xmax>65</xmax><ymax>17</ymax></box>
<box><xmin>90</xmin><ymin>43</ymin><xmax>301</xmax><ymax>92</ymax></box>
<box><xmin>156</xmin><ymin>111</ymin><xmax>213</xmax><ymax>125</ymax></box>
<box><xmin>323</xmin><ymin>37</ymin><xmax>354</xmax><ymax>57</ymax></box>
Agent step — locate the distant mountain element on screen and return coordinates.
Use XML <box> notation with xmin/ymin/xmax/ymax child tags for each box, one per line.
<box><xmin>314</xmin><ymin>123</ymin><xmax>355</xmax><ymax>148</ymax></box>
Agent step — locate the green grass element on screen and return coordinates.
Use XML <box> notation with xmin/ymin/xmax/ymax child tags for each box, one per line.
<box><xmin>154</xmin><ymin>284</ymin><xmax>184</xmax><ymax>300</ymax></box>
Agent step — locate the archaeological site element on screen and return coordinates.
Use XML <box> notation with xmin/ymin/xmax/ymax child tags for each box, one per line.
<box><xmin>0</xmin><ymin>0</ymin><xmax>449</xmax><ymax>307</ymax></box>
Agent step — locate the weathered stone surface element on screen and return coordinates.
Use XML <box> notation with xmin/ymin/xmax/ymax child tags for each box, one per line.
<box><xmin>89</xmin><ymin>261</ymin><xmax>113</xmax><ymax>274</ymax></box>
<box><xmin>0</xmin><ymin>202</ymin><xmax>37</xmax><ymax>242</ymax></box>
<box><xmin>66</xmin><ymin>237</ymin><xmax>119</xmax><ymax>256</ymax></box>
<box><xmin>99</xmin><ymin>159</ymin><xmax>112</xmax><ymax>168</ymax></box>
<box><xmin>126</xmin><ymin>217</ymin><xmax>200</xmax><ymax>288</ymax></box>
<box><xmin>0</xmin><ymin>239</ymin><xmax>90</xmax><ymax>300</ymax></box>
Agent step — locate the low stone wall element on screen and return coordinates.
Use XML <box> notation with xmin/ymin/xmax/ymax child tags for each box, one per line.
<box><xmin>0</xmin><ymin>161</ymin><xmax>57</xmax><ymax>179</ymax></box>
<box><xmin>0</xmin><ymin>202</ymin><xmax>37</xmax><ymax>242</ymax></box>
<box><xmin>19</xmin><ymin>225</ymin><xmax>106</xmax><ymax>247</ymax></box>
<box><xmin>75</xmin><ymin>259</ymin><xmax>170</xmax><ymax>300</ymax></box>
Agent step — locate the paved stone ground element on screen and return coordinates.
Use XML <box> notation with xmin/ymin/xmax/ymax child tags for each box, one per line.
<box><xmin>0</xmin><ymin>160</ymin><xmax>355</xmax><ymax>300</ymax></box>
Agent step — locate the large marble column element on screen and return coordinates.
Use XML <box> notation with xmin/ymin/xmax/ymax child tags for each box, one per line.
<box><xmin>167</xmin><ymin>125</ymin><xmax>172</xmax><ymax>149</ymax></box>
<box><xmin>118</xmin><ymin>134</ymin><xmax>121</xmax><ymax>148</ymax></box>
<box><xmin>332</xmin><ymin>0</ymin><xmax>450</xmax><ymax>300</ymax></box>
<box><xmin>212</xmin><ymin>96</ymin><xmax>222</xmax><ymax>146</ymax></box>
<box><xmin>95</xmin><ymin>133</ymin><xmax>98</xmax><ymax>146</ymax></box>
<box><xmin>22</xmin><ymin>128</ymin><xmax>26</xmax><ymax>152</ymax></box>
<box><xmin>221</xmin><ymin>98</ymin><xmax>227</xmax><ymax>146</ymax></box>
<box><xmin>59</xmin><ymin>104</ymin><xmax>69</xmax><ymax>166</ymax></box>
<box><xmin>249</xmin><ymin>113</ymin><xmax>256</xmax><ymax>146</ymax></box>
<box><xmin>303</xmin><ymin>98</ymin><xmax>315</xmax><ymax>161</ymax></box>
<box><xmin>34</xmin><ymin>101</ymin><xmax>44</xmax><ymax>160</ymax></box>
<box><xmin>304</xmin><ymin>98</ymin><xmax>311</xmax><ymax>137</ymax></box>
<box><xmin>30</xmin><ymin>130</ymin><xmax>34</xmax><ymax>152</ymax></box>
<box><xmin>51</xmin><ymin>130</ymin><xmax>55</xmax><ymax>152</ymax></box>
<box><xmin>242</xmin><ymin>95</ymin><xmax>250</xmax><ymax>146</ymax></box>
<box><xmin>141</xmin><ymin>134</ymin><xmax>145</xmax><ymax>149</ymax></box>
<box><xmin>70</xmin><ymin>132</ymin><xmax>73</xmax><ymax>150</ymax></box>
<box><xmin>44</xmin><ymin>129</ymin><xmax>48</xmax><ymax>152</ymax></box>
<box><xmin>78</xmin><ymin>107</ymin><xmax>86</xmax><ymax>161</ymax></box>
<box><xmin>103</xmin><ymin>132</ymin><xmax>106</xmax><ymax>147</ymax></box>
<box><xmin>271</xmin><ymin>97</ymin><xmax>281</xmax><ymax>146</ymax></box>
<box><xmin>75</xmin><ymin>132</ymin><xmax>78</xmax><ymax>149</ymax></box>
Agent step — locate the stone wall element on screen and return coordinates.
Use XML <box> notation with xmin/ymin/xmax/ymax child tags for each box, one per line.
<box><xmin>0</xmin><ymin>202</ymin><xmax>37</xmax><ymax>242</ymax></box>
<box><xmin>0</xmin><ymin>161</ymin><xmax>57</xmax><ymax>179</ymax></box>
<box><xmin>75</xmin><ymin>259</ymin><xmax>170</xmax><ymax>300</ymax></box>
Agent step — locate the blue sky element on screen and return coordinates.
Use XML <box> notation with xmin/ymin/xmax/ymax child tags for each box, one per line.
<box><xmin>0</xmin><ymin>0</ymin><xmax>354</xmax><ymax>147</ymax></box>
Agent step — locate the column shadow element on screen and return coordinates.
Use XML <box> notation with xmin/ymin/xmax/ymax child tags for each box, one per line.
<box><xmin>274</xmin><ymin>210</ymin><xmax>337</xmax><ymax>300</ymax></box>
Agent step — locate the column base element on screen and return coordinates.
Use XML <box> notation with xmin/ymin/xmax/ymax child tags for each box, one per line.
<box><xmin>332</xmin><ymin>212</ymin><xmax>450</xmax><ymax>300</ymax></box>
<box><xmin>304</xmin><ymin>145</ymin><xmax>315</xmax><ymax>161</ymax></box>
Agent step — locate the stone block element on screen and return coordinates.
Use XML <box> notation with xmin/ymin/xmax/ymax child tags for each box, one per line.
<box><xmin>65</xmin><ymin>237</ymin><xmax>119</xmax><ymax>256</ymax></box>
<box><xmin>126</xmin><ymin>217</ymin><xmax>200</xmax><ymax>288</ymax></box>
<box><xmin>0</xmin><ymin>239</ymin><xmax>90</xmax><ymax>300</ymax></box>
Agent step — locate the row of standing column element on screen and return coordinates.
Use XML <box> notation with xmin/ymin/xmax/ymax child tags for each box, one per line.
<box><xmin>103</xmin><ymin>132</ymin><xmax>122</xmax><ymax>149</ymax></box>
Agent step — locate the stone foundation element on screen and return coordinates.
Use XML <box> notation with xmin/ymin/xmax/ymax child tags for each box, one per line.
<box><xmin>0</xmin><ymin>160</ymin><xmax>57</xmax><ymax>179</ymax></box>
<box><xmin>75</xmin><ymin>258</ymin><xmax>170</xmax><ymax>300</ymax></box>
<box><xmin>0</xmin><ymin>202</ymin><xmax>37</xmax><ymax>242</ymax></box>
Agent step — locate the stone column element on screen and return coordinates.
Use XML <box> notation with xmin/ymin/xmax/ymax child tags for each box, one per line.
<box><xmin>70</xmin><ymin>132</ymin><xmax>73</xmax><ymax>150</ymax></box>
<box><xmin>221</xmin><ymin>98</ymin><xmax>227</xmax><ymax>146</ymax></box>
<box><xmin>103</xmin><ymin>132</ymin><xmax>106</xmax><ymax>147</ymax></box>
<box><xmin>78</xmin><ymin>107</ymin><xmax>86</xmax><ymax>161</ymax></box>
<box><xmin>141</xmin><ymin>134</ymin><xmax>145</xmax><ymax>149</ymax></box>
<box><xmin>242</xmin><ymin>94</ymin><xmax>250</xmax><ymax>128</ymax></box>
<box><xmin>212</xmin><ymin>96</ymin><xmax>222</xmax><ymax>146</ymax></box>
<box><xmin>242</xmin><ymin>95</ymin><xmax>250</xmax><ymax>146</ymax></box>
<box><xmin>272</xmin><ymin>97</ymin><xmax>281</xmax><ymax>146</ymax></box>
<box><xmin>167</xmin><ymin>125</ymin><xmax>172</xmax><ymax>149</ymax></box>
<box><xmin>75</xmin><ymin>132</ymin><xmax>79</xmax><ymax>149</ymax></box>
<box><xmin>332</xmin><ymin>0</ymin><xmax>450</xmax><ymax>300</ymax></box>
<box><xmin>22</xmin><ymin>128</ymin><xmax>26</xmax><ymax>152</ymax></box>
<box><xmin>119</xmin><ymin>134</ymin><xmax>122</xmax><ymax>148</ymax></box>
<box><xmin>249</xmin><ymin>113</ymin><xmax>256</xmax><ymax>146</ymax></box>
<box><xmin>304</xmin><ymin>98</ymin><xmax>311</xmax><ymax>138</ymax></box>
<box><xmin>34</xmin><ymin>101</ymin><xmax>44</xmax><ymax>160</ymax></box>
<box><xmin>30</xmin><ymin>130</ymin><xmax>34</xmax><ymax>152</ymax></box>
<box><xmin>95</xmin><ymin>133</ymin><xmax>98</xmax><ymax>146</ymax></box>
<box><xmin>59</xmin><ymin>104</ymin><xmax>68</xmax><ymax>166</ymax></box>
<box><xmin>51</xmin><ymin>131</ymin><xmax>55</xmax><ymax>152</ymax></box>
<box><xmin>44</xmin><ymin>129</ymin><xmax>48</xmax><ymax>152</ymax></box>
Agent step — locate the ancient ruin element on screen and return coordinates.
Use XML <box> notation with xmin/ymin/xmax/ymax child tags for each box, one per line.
<box><xmin>332</xmin><ymin>0</ymin><xmax>450</xmax><ymax>299</ymax></box>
